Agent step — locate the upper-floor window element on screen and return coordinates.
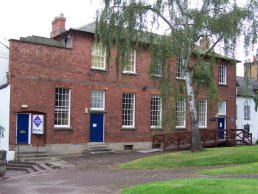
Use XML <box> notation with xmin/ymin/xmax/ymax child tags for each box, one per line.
<box><xmin>91</xmin><ymin>90</ymin><xmax>105</xmax><ymax>111</ymax></box>
<box><xmin>244</xmin><ymin>105</ymin><xmax>250</xmax><ymax>120</ymax></box>
<box><xmin>218</xmin><ymin>100</ymin><xmax>226</xmax><ymax>115</ymax></box>
<box><xmin>54</xmin><ymin>88</ymin><xmax>71</xmax><ymax>128</ymax></box>
<box><xmin>176</xmin><ymin>58</ymin><xmax>186</xmax><ymax>79</ymax></box>
<box><xmin>151</xmin><ymin>60</ymin><xmax>162</xmax><ymax>77</ymax></box>
<box><xmin>151</xmin><ymin>96</ymin><xmax>162</xmax><ymax>128</ymax></box>
<box><xmin>198</xmin><ymin>99</ymin><xmax>207</xmax><ymax>128</ymax></box>
<box><xmin>123</xmin><ymin>49</ymin><xmax>136</xmax><ymax>74</ymax></box>
<box><xmin>176</xmin><ymin>97</ymin><xmax>186</xmax><ymax>128</ymax></box>
<box><xmin>219</xmin><ymin>65</ymin><xmax>227</xmax><ymax>84</ymax></box>
<box><xmin>122</xmin><ymin>93</ymin><xmax>135</xmax><ymax>128</ymax></box>
<box><xmin>91</xmin><ymin>43</ymin><xmax>106</xmax><ymax>70</ymax></box>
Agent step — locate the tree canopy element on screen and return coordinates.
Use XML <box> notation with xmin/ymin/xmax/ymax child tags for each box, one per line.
<box><xmin>96</xmin><ymin>0</ymin><xmax>257</xmax><ymax>151</ymax></box>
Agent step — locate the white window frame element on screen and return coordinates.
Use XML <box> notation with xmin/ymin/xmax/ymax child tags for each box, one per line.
<box><xmin>152</xmin><ymin>60</ymin><xmax>162</xmax><ymax>77</ymax></box>
<box><xmin>176</xmin><ymin>57</ymin><xmax>186</xmax><ymax>80</ymax></box>
<box><xmin>91</xmin><ymin>90</ymin><xmax>105</xmax><ymax>111</ymax></box>
<box><xmin>151</xmin><ymin>96</ymin><xmax>162</xmax><ymax>128</ymax></box>
<box><xmin>122</xmin><ymin>93</ymin><xmax>135</xmax><ymax>128</ymax></box>
<box><xmin>123</xmin><ymin>49</ymin><xmax>136</xmax><ymax>74</ymax></box>
<box><xmin>198</xmin><ymin>99</ymin><xmax>207</xmax><ymax>128</ymax></box>
<box><xmin>91</xmin><ymin>43</ymin><xmax>106</xmax><ymax>70</ymax></box>
<box><xmin>176</xmin><ymin>97</ymin><xmax>186</xmax><ymax>128</ymax></box>
<box><xmin>54</xmin><ymin>88</ymin><xmax>71</xmax><ymax>128</ymax></box>
<box><xmin>218</xmin><ymin>101</ymin><xmax>226</xmax><ymax>116</ymax></box>
<box><xmin>244</xmin><ymin>105</ymin><xmax>250</xmax><ymax>120</ymax></box>
<box><xmin>219</xmin><ymin>65</ymin><xmax>227</xmax><ymax>84</ymax></box>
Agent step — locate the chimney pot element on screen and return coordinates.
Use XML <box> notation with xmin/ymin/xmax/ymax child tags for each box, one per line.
<box><xmin>50</xmin><ymin>13</ymin><xmax>66</xmax><ymax>38</ymax></box>
<box><xmin>199</xmin><ymin>37</ymin><xmax>210</xmax><ymax>50</ymax></box>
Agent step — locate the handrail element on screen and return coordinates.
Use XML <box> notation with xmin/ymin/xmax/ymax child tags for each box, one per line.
<box><xmin>152</xmin><ymin>128</ymin><xmax>253</xmax><ymax>150</ymax></box>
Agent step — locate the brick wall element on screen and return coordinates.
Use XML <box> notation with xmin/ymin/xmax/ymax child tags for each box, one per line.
<box><xmin>9</xmin><ymin>31</ymin><xmax>236</xmax><ymax>146</ymax></box>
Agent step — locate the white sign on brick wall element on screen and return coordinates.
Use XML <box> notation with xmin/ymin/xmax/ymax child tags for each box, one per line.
<box><xmin>32</xmin><ymin>114</ymin><xmax>44</xmax><ymax>134</ymax></box>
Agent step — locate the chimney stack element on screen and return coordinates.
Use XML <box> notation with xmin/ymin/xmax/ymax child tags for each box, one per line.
<box><xmin>50</xmin><ymin>13</ymin><xmax>66</xmax><ymax>38</ymax></box>
<box><xmin>199</xmin><ymin>37</ymin><xmax>210</xmax><ymax>50</ymax></box>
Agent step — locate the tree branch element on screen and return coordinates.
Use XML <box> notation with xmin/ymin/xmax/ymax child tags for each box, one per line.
<box><xmin>204</xmin><ymin>34</ymin><xmax>224</xmax><ymax>55</ymax></box>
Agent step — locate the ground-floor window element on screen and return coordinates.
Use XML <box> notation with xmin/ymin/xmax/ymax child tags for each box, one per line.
<box><xmin>54</xmin><ymin>88</ymin><xmax>71</xmax><ymax>127</ymax></box>
<box><xmin>198</xmin><ymin>99</ymin><xmax>207</xmax><ymax>128</ymax></box>
<box><xmin>151</xmin><ymin>95</ymin><xmax>162</xmax><ymax>128</ymax></box>
<box><xmin>91</xmin><ymin>90</ymin><xmax>105</xmax><ymax>111</ymax></box>
<box><xmin>122</xmin><ymin>93</ymin><xmax>135</xmax><ymax>128</ymax></box>
<box><xmin>176</xmin><ymin>97</ymin><xmax>186</xmax><ymax>128</ymax></box>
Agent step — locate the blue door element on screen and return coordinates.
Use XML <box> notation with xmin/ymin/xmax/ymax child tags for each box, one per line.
<box><xmin>90</xmin><ymin>113</ymin><xmax>104</xmax><ymax>142</ymax></box>
<box><xmin>218</xmin><ymin>117</ymin><xmax>225</xmax><ymax>139</ymax></box>
<box><xmin>17</xmin><ymin>113</ymin><xmax>30</xmax><ymax>144</ymax></box>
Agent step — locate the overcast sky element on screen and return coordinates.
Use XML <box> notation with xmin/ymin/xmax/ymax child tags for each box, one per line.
<box><xmin>0</xmin><ymin>0</ymin><xmax>257</xmax><ymax>76</ymax></box>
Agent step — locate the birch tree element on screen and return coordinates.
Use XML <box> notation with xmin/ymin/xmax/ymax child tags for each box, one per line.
<box><xmin>96</xmin><ymin>0</ymin><xmax>257</xmax><ymax>151</ymax></box>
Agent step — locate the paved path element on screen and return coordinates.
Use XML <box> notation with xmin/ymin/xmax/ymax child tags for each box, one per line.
<box><xmin>0</xmin><ymin>152</ymin><xmax>202</xmax><ymax>194</ymax></box>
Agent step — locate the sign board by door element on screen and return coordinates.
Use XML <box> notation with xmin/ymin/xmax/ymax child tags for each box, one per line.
<box><xmin>32</xmin><ymin>114</ymin><xmax>44</xmax><ymax>134</ymax></box>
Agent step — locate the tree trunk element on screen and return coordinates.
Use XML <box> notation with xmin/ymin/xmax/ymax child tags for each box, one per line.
<box><xmin>185</xmin><ymin>70</ymin><xmax>203</xmax><ymax>151</ymax></box>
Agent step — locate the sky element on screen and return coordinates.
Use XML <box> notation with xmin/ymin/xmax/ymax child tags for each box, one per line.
<box><xmin>0</xmin><ymin>0</ymin><xmax>257</xmax><ymax>76</ymax></box>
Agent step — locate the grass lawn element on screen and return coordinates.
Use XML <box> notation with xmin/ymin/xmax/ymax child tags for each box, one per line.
<box><xmin>199</xmin><ymin>162</ymin><xmax>258</xmax><ymax>175</ymax></box>
<box><xmin>119</xmin><ymin>146</ymin><xmax>258</xmax><ymax>169</ymax></box>
<box><xmin>122</xmin><ymin>178</ymin><xmax>258</xmax><ymax>194</ymax></box>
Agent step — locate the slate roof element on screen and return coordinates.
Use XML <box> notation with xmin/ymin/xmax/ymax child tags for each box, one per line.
<box><xmin>71</xmin><ymin>22</ymin><xmax>240</xmax><ymax>62</ymax></box>
<box><xmin>236</xmin><ymin>76</ymin><xmax>257</xmax><ymax>97</ymax></box>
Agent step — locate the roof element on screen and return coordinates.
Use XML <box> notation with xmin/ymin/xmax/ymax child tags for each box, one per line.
<box><xmin>70</xmin><ymin>22</ymin><xmax>239</xmax><ymax>63</ymax></box>
<box><xmin>74</xmin><ymin>22</ymin><xmax>96</xmax><ymax>34</ymax></box>
<box><xmin>236</xmin><ymin>76</ymin><xmax>257</xmax><ymax>97</ymax></box>
<box><xmin>19</xmin><ymin>36</ymin><xmax>66</xmax><ymax>48</ymax></box>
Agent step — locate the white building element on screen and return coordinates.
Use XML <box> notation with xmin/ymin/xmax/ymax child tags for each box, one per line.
<box><xmin>236</xmin><ymin>76</ymin><xmax>258</xmax><ymax>144</ymax></box>
<box><xmin>0</xmin><ymin>41</ymin><xmax>14</xmax><ymax>160</ymax></box>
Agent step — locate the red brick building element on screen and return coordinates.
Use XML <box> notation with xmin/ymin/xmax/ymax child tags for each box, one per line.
<box><xmin>8</xmin><ymin>14</ymin><xmax>237</xmax><ymax>154</ymax></box>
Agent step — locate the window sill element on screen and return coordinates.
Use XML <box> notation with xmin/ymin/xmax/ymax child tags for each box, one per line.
<box><xmin>218</xmin><ymin>83</ymin><xmax>227</xmax><ymax>86</ymax></box>
<box><xmin>150</xmin><ymin>127</ymin><xmax>163</xmax><ymax>130</ymax></box>
<box><xmin>53</xmin><ymin>127</ymin><xmax>73</xmax><ymax>131</ymax></box>
<box><xmin>176</xmin><ymin>77</ymin><xmax>186</xmax><ymax>81</ymax></box>
<box><xmin>121</xmin><ymin>127</ymin><xmax>136</xmax><ymax>130</ymax></box>
<box><xmin>176</xmin><ymin>127</ymin><xmax>187</xmax><ymax>130</ymax></box>
<box><xmin>122</xmin><ymin>72</ymin><xmax>137</xmax><ymax>75</ymax></box>
<box><xmin>244</xmin><ymin>118</ymin><xmax>250</xmax><ymax>120</ymax></box>
<box><xmin>151</xmin><ymin>74</ymin><xmax>162</xmax><ymax>78</ymax></box>
<box><xmin>199</xmin><ymin>127</ymin><xmax>208</xmax><ymax>130</ymax></box>
<box><xmin>90</xmin><ymin>109</ymin><xmax>106</xmax><ymax>113</ymax></box>
<box><xmin>90</xmin><ymin>68</ymin><xmax>107</xmax><ymax>72</ymax></box>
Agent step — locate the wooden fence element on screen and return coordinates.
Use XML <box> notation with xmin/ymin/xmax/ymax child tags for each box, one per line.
<box><xmin>152</xmin><ymin>129</ymin><xmax>252</xmax><ymax>151</ymax></box>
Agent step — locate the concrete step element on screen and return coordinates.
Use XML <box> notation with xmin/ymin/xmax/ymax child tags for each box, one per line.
<box><xmin>15</xmin><ymin>152</ymin><xmax>49</xmax><ymax>158</ymax></box>
<box><xmin>15</xmin><ymin>156</ymin><xmax>52</xmax><ymax>162</ymax></box>
<box><xmin>15</xmin><ymin>145</ymin><xmax>47</xmax><ymax>153</ymax></box>
<box><xmin>89</xmin><ymin>150</ymin><xmax>114</xmax><ymax>154</ymax></box>
<box><xmin>83</xmin><ymin>143</ymin><xmax>114</xmax><ymax>155</ymax></box>
<box><xmin>6</xmin><ymin>160</ymin><xmax>57</xmax><ymax>175</ymax></box>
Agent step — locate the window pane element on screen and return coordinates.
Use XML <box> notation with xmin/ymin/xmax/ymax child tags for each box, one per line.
<box><xmin>218</xmin><ymin>101</ymin><xmax>226</xmax><ymax>115</ymax></box>
<box><xmin>198</xmin><ymin>100</ymin><xmax>207</xmax><ymax>127</ymax></box>
<box><xmin>54</xmin><ymin>88</ymin><xmax>70</xmax><ymax>127</ymax></box>
<box><xmin>91</xmin><ymin>90</ymin><xmax>105</xmax><ymax>110</ymax></box>
<box><xmin>176</xmin><ymin>58</ymin><xmax>186</xmax><ymax>79</ymax></box>
<box><xmin>176</xmin><ymin>98</ymin><xmax>186</xmax><ymax>127</ymax></box>
<box><xmin>92</xmin><ymin>43</ymin><xmax>106</xmax><ymax>69</ymax></box>
<box><xmin>123</xmin><ymin>49</ymin><xmax>136</xmax><ymax>73</ymax></box>
<box><xmin>122</xmin><ymin>93</ymin><xmax>135</xmax><ymax>127</ymax></box>
<box><xmin>151</xmin><ymin>96</ymin><xmax>162</xmax><ymax>127</ymax></box>
<box><xmin>219</xmin><ymin>65</ymin><xmax>226</xmax><ymax>84</ymax></box>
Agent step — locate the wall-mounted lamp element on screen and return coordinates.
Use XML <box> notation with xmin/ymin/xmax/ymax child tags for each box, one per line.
<box><xmin>214</xmin><ymin>113</ymin><xmax>218</xmax><ymax>118</ymax></box>
<box><xmin>21</xmin><ymin>104</ymin><xmax>28</xmax><ymax>109</ymax></box>
<box><xmin>142</xmin><ymin>85</ymin><xmax>148</xmax><ymax>91</ymax></box>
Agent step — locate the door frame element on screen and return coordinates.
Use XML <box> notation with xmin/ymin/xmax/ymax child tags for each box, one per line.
<box><xmin>218</xmin><ymin>117</ymin><xmax>226</xmax><ymax>139</ymax></box>
<box><xmin>16</xmin><ymin>113</ymin><xmax>31</xmax><ymax>144</ymax></box>
<box><xmin>89</xmin><ymin>113</ymin><xmax>105</xmax><ymax>143</ymax></box>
